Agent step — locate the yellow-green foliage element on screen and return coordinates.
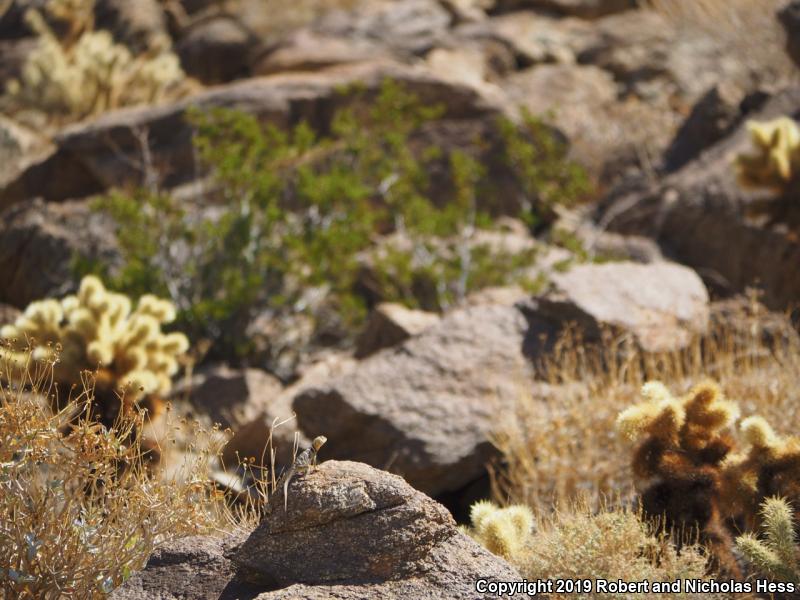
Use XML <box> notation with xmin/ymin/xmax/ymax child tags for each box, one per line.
<box><xmin>0</xmin><ymin>276</ymin><xmax>188</xmax><ymax>400</ymax></box>
<box><xmin>4</xmin><ymin>0</ymin><xmax>184</xmax><ymax>121</ymax></box>
<box><xmin>736</xmin><ymin>497</ymin><xmax>800</xmax><ymax>583</ymax></box>
<box><xmin>464</xmin><ymin>500</ymin><xmax>534</xmax><ymax>561</ymax></box>
<box><xmin>735</xmin><ymin>116</ymin><xmax>800</xmax><ymax>191</ymax></box>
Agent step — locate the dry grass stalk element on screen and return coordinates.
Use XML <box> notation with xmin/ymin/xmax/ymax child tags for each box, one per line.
<box><xmin>520</xmin><ymin>498</ymin><xmax>722</xmax><ymax>600</ymax></box>
<box><xmin>0</xmin><ymin>347</ymin><xmax>250</xmax><ymax>598</ymax></box>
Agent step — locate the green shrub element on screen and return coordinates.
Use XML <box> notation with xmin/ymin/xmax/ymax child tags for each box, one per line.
<box><xmin>86</xmin><ymin>79</ymin><xmax>590</xmax><ymax>360</ymax></box>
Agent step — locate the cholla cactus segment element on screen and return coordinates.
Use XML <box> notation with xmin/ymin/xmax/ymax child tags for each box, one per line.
<box><xmin>617</xmin><ymin>380</ymin><xmax>737</xmax><ymax>444</ymax></box>
<box><xmin>617</xmin><ymin>379</ymin><xmax>742</xmax><ymax>575</ymax></box>
<box><xmin>736</xmin><ymin>497</ymin><xmax>799</xmax><ymax>583</ymax></box>
<box><xmin>466</xmin><ymin>501</ymin><xmax>534</xmax><ymax>562</ymax></box>
<box><xmin>616</xmin><ymin>382</ymin><xmax>685</xmax><ymax>443</ymax></box>
<box><xmin>0</xmin><ymin>276</ymin><xmax>188</xmax><ymax>399</ymax></box>
<box><xmin>741</xmin><ymin>416</ymin><xmax>782</xmax><ymax>451</ymax></box>
<box><xmin>723</xmin><ymin>412</ymin><xmax>800</xmax><ymax>530</ymax></box>
<box><xmin>3</xmin><ymin>0</ymin><xmax>185</xmax><ymax>121</ymax></box>
<box><xmin>469</xmin><ymin>499</ymin><xmax>497</xmax><ymax>532</ymax></box>
<box><xmin>735</xmin><ymin>117</ymin><xmax>800</xmax><ymax>191</ymax></box>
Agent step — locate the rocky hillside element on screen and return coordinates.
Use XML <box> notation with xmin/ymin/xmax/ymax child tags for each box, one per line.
<box><xmin>3</xmin><ymin>0</ymin><xmax>800</xmax><ymax>598</ymax></box>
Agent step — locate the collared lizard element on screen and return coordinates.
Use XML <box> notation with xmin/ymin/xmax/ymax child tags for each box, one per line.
<box><xmin>274</xmin><ymin>435</ymin><xmax>327</xmax><ymax>511</ymax></box>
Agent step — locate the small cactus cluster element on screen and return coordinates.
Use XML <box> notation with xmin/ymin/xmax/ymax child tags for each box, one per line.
<box><xmin>735</xmin><ymin>117</ymin><xmax>800</xmax><ymax>192</ymax></box>
<box><xmin>618</xmin><ymin>380</ymin><xmax>800</xmax><ymax>580</ymax></box>
<box><xmin>723</xmin><ymin>416</ymin><xmax>800</xmax><ymax>532</ymax></box>
<box><xmin>0</xmin><ymin>276</ymin><xmax>188</xmax><ymax>414</ymax></box>
<box><xmin>464</xmin><ymin>500</ymin><xmax>534</xmax><ymax>561</ymax></box>
<box><xmin>616</xmin><ymin>380</ymin><xmax>740</xmax><ymax>575</ymax></box>
<box><xmin>3</xmin><ymin>0</ymin><xmax>184</xmax><ymax>121</ymax></box>
<box><xmin>736</xmin><ymin>497</ymin><xmax>799</xmax><ymax>584</ymax></box>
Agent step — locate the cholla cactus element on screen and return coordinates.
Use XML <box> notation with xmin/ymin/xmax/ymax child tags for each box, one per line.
<box><xmin>617</xmin><ymin>380</ymin><xmax>740</xmax><ymax>576</ymax></box>
<box><xmin>4</xmin><ymin>0</ymin><xmax>184</xmax><ymax>121</ymax></box>
<box><xmin>617</xmin><ymin>380</ymin><xmax>739</xmax><ymax>479</ymax></box>
<box><xmin>464</xmin><ymin>500</ymin><xmax>534</xmax><ymax>561</ymax></box>
<box><xmin>736</xmin><ymin>497</ymin><xmax>799</xmax><ymax>583</ymax></box>
<box><xmin>723</xmin><ymin>416</ymin><xmax>800</xmax><ymax>531</ymax></box>
<box><xmin>0</xmin><ymin>276</ymin><xmax>188</xmax><ymax>404</ymax></box>
<box><xmin>735</xmin><ymin>117</ymin><xmax>800</xmax><ymax>192</ymax></box>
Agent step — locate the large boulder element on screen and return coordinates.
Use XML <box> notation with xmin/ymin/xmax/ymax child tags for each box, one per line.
<box><xmin>112</xmin><ymin>461</ymin><xmax>521</xmax><ymax>599</ymax></box>
<box><xmin>355</xmin><ymin>302</ymin><xmax>440</xmax><ymax>358</ymax></box>
<box><xmin>577</xmin><ymin>9</ymin><xmax>748</xmax><ymax>103</ymax></box>
<box><xmin>532</xmin><ymin>261</ymin><xmax>710</xmax><ymax>353</ymax></box>
<box><xmin>108</xmin><ymin>532</ymin><xmax>260</xmax><ymax>600</ymax></box>
<box><xmin>252</xmin><ymin>30</ymin><xmax>390</xmax><ymax>76</ymax></box>
<box><xmin>177</xmin><ymin>365</ymin><xmax>305</xmax><ymax>469</ymax></box>
<box><xmin>185</xmin><ymin>365</ymin><xmax>284</xmax><ymax>432</ymax></box>
<box><xmin>290</xmin><ymin>303</ymin><xmax>539</xmax><ymax>496</ymax></box>
<box><xmin>504</xmin><ymin>62</ymin><xmax>677</xmax><ymax>180</ymax></box>
<box><xmin>0</xmin><ymin>199</ymin><xmax>118</xmax><ymax>308</ymax></box>
<box><xmin>314</xmin><ymin>0</ymin><xmax>453</xmax><ymax>56</ymax></box>
<box><xmin>0</xmin><ymin>61</ymin><xmax>508</xmax><ymax>209</ymax></box>
<box><xmin>597</xmin><ymin>86</ymin><xmax>800</xmax><ymax>309</ymax></box>
<box><xmin>453</xmin><ymin>11</ymin><xmax>598</xmax><ymax>68</ymax></box>
<box><xmin>219</xmin><ymin>354</ymin><xmax>356</xmax><ymax>468</ymax></box>
<box><xmin>663</xmin><ymin>82</ymin><xmax>748</xmax><ymax>172</ymax></box>
<box><xmin>234</xmin><ymin>460</ymin><xmax>455</xmax><ymax>585</ymax></box>
<box><xmin>176</xmin><ymin>15</ymin><xmax>256</xmax><ymax>84</ymax></box>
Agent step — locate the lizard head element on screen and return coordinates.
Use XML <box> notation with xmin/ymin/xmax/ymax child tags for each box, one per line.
<box><xmin>312</xmin><ymin>435</ymin><xmax>327</xmax><ymax>452</ymax></box>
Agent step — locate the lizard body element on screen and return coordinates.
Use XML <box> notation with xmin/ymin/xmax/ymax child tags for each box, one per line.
<box><xmin>275</xmin><ymin>435</ymin><xmax>326</xmax><ymax>511</ymax></box>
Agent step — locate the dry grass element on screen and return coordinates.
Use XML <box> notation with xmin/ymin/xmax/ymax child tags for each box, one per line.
<box><xmin>645</xmin><ymin>0</ymin><xmax>797</xmax><ymax>87</ymax></box>
<box><xmin>0</xmin><ymin>349</ymin><xmax>251</xmax><ymax>598</ymax></box>
<box><xmin>493</xmin><ymin>299</ymin><xmax>800</xmax><ymax>514</ymax></box>
<box><xmin>518</xmin><ymin>499</ymin><xmax>721</xmax><ymax>600</ymax></box>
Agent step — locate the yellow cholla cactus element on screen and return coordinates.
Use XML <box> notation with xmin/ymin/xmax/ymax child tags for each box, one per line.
<box><xmin>722</xmin><ymin>415</ymin><xmax>800</xmax><ymax>529</ymax></box>
<box><xmin>465</xmin><ymin>500</ymin><xmax>534</xmax><ymax>561</ymax></box>
<box><xmin>4</xmin><ymin>0</ymin><xmax>184</xmax><ymax>121</ymax></box>
<box><xmin>0</xmin><ymin>276</ymin><xmax>188</xmax><ymax>400</ymax></box>
<box><xmin>616</xmin><ymin>380</ymin><xmax>739</xmax><ymax>448</ymax></box>
<box><xmin>735</xmin><ymin>117</ymin><xmax>800</xmax><ymax>191</ymax></box>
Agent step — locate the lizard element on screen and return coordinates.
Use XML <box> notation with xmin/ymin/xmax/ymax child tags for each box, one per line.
<box><xmin>274</xmin><ymin>435</ymin><xmax>327</xmax><ymax>511</ymax></box>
